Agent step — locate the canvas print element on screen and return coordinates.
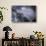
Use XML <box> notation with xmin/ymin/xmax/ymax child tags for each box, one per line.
<box><xmin>12</xmin><ymin>6</ymin><xmax>36</xmax><ymax>23</ymax></box>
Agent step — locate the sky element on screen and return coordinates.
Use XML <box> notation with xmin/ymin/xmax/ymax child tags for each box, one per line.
<box><xmin>12</xmin><ymin>6</ymin><xmax>36</xmax><ymax>22</ymax></box>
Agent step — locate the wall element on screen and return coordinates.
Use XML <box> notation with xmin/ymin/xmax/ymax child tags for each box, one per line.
<box><xmin>0</xmin><ymin>0</ymin><xmax>46</xmax><ymax>46</ymax></box>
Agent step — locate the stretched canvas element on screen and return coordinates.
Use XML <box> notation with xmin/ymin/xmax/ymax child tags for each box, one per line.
<box><xmin>12</xmin><ymin>6</ymin><xmax>36</xmax><ymax>23</ymax></box>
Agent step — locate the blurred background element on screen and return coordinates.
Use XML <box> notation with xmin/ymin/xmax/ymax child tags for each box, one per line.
<box><xmin>0</xmin><ymin>0</ymin><xmax>46</xmax><ymax>46</ymax></box>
